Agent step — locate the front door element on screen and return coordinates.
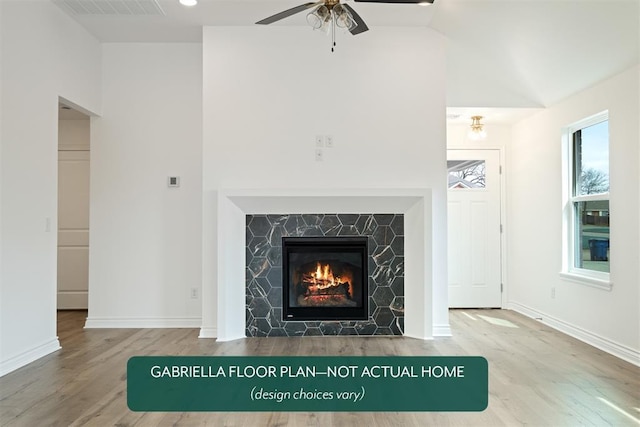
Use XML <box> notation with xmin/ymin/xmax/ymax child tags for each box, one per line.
<box><xmin>447</xmin><ymin>149</ymin><xmax>502</xmax><ymax>308</ymax></box>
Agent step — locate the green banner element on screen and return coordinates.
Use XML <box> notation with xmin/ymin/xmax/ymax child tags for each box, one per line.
<box><xmin>127</xmin><ymin>356</ymin><xmax>488</xmax><ymax>412</ymax></box>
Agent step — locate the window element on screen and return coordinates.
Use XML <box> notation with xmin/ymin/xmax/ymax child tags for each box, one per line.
<box><xmin>562</xmin><ymin>112</ymin><xmax>610</xmax><ymax>288</ymax></box>
<box><xmin>447</xmin><ymin>160</ymin><xmax>486</xmax><ymax>189</ymax></box>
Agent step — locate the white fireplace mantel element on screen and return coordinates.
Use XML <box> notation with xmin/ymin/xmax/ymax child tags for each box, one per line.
<box><xmin>200</xmin><ymin>188</ymin><xmax>441</xmax><ymax>341</ymax></box>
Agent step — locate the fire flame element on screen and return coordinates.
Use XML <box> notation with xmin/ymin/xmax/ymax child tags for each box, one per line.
<box><xmin>314</xmin><ymin>262</ymin><xmax>338</xmax><ymax>288</ymax></box>
<box><xmin>305</xmin><ymin>262</ymin><xmax>353</xmax><ymax>297</ymax></box>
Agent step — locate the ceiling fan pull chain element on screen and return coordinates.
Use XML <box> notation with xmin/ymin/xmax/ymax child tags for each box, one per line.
<box><xmin>331</xmin><ymin>12</ymin><xmax>336</xmax><ymax>52</ymax></box>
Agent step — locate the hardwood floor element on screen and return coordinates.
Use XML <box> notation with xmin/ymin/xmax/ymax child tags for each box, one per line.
<box><xmin>1</xmin><ymin>309</ymin><xmax>638</xmax><ymax>426</ymax></box>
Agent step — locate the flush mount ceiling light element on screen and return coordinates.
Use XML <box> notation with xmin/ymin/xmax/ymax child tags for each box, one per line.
<box><xmin>257</xmin><ymin>0</ymin><xmax>435</xmax><ymax>51</ymax></box>
<box><xmin>179</xmin><ymin>0</ymin><xmax>197</xmax><ymax>6</ymax></box>
<box><xmin>468</xmin><ymin>116</ymin><xmax>487</xmax><ymax>140</ymax></box>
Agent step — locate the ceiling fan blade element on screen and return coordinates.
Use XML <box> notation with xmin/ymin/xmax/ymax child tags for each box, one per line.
<box><xmin>256</xmin><ymin>2</ymin><xmax>320</xmax><ymax>25</ymax></box>
<box><xmin>342</xmin><ymin>4</ymin><xmax>369</xmax><ymax>35</ymax></box>
<box><xmin>353</xmin><ymin>0</ymin><xmax>433</xmax><ymax>3</ymax></box>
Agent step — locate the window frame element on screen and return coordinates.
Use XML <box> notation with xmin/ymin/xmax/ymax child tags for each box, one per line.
<box><xmin>561</xmin><ymin>111</ymin><xmax>612</xmax><ymax>290</ymax></box>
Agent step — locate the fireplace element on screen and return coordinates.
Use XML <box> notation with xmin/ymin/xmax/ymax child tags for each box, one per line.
<box><xmin>244</xmin><ymin>213</ymin><xmax>406</xmax><ymax>337</ymax></box>
<box><xmin>282</xmin><ymin>237</ymin><xmax>368</xmax><ymax>321</ymax></box>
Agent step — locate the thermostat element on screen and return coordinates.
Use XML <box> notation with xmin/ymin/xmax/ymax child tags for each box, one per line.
<box><xmin>168</xmin><ymin>176</ymin><xmax>180</xmax><ymax>187</ymax></box>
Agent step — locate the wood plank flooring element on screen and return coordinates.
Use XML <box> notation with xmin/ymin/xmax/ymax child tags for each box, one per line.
<box><xmin>1</xmin><ymin>309</ymin><xmax>638</xmax><ymax>426</ymax></box>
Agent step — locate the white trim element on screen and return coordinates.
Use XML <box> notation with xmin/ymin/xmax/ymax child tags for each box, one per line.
<box><xmin>508</xmin><ymin>302</ymin><xmax>639</xmax><ymax>367</ymax></box>
<box><xmin>214</xmin><ymin>333</ymin><xmax>246</xmax><ymax>342</ymax></box>
<box><xmin>404</xmin><ymin>332</ymin><xmax>434</xmax><ymax>340</ymax></box>
<box><xmin>559</xmin><ymin>271</ymin><xmax>613</xmax><ymax>291</ymax></box>
<box><xmin>572</xmin><ymin>193</ymin><xmax>610</xmax><ymax>202</ymax></box>
<box><xmin>210</xmin><ymin>188</ymin><xmax>438</xmax><ymax>340</ymax></box>
<box><xmin>566</xmin><ymin>110</ymin><xmax>609</xmax><ymax>133</ymax></box>
<box><xmin>499</xmin><ymin>148</ymin><xmax>508</xmax><ymax>310</ymax></box>
<box><xmin>432</xmin><ymin>324</ymin><xmax>452</xmax><ymax>337</ymax></box>
<box><xmin>84</xmin><ymin>317</ymin><xmax>201</xmax><ymax>328</ymax></box>
<box><xmin>198</xmin><ymin>327</ymin><xmax>218</xmax><ymax>339</ymax></box>
<box><xmin>0</xmin><ymin>338</ymin><xmax>61</xmax><ymax>377</ymax></box>
<box><xmin>562</xmin><ymin>111</ymin><xmax>611</xmax><ymax>284</ymax></box>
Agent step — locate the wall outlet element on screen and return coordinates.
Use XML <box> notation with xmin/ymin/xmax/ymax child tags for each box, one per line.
<box><xmin>190</xmin><ymin>288</ymin><xmax>198</xmax><ymax>299</ymax></box>
<box><xmin>551</xmin><ymin>287</ymin><xmax>556</xmax><ymax>299</ymax></box>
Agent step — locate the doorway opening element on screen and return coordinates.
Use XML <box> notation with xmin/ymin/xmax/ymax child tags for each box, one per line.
<box><xmin>57</xmin><ymin>100</ymin><xmax>91</xmax><ymax>320</ymax></box>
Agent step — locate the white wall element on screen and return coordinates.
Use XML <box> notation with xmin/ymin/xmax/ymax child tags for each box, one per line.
<box><xmin>507</xmin><ymin>66</ymin><xmax>640</xmax><ymax>363</ymax></box>
<box><xmin>202</xmin><ymin>26</ymin><xmax>449</xmax><ymax>337</ymax></box>
<box><xmin>0</xmin><ymin>1</ymin><xmax>101</xmax><ymax>376</ymax></box>
<box><xmin>87</xmin><ymin>43</ymin><xmax>203</xmax><ymax>327</ymax></box>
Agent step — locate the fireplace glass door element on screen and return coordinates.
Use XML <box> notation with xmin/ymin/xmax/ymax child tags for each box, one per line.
<box><xmin>282</xmin><ymin>237</ymin><xmax>368</xmax><ymax>321</ymax></box>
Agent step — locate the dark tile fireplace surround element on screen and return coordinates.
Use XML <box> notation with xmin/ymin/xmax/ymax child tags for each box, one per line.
<box><xmin>245</xmin><ymin>213</ymin><xmax>404</xmax><ymax>337</ymax></box>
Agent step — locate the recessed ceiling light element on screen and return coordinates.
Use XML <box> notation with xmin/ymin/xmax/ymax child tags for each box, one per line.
<box><xmin>179</xmin><ymin>0</ymin><xmax>197</xmax><ymax>6</ymax></box>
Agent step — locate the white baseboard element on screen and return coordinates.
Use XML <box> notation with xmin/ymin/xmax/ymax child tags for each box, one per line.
<box><xmin>433</xmin><ymin>323</ymin><xmax>452</xmax><ymax>337</ymax></box>
<box><xmin>198</xmin><ymin>327</ymin><xmax>217</xmax><ymax>339</ymax></box>
<box><xmin>0</xmin><ymin>338</ymin><xmax>61</xmax><ymax>377</ymax></box>
<box><xmin>84</xmin><ymin>317</ymin><xmax>201</xmax><ymax>328</ymax></box>
<box><xmin>215</xmin><ymin>336</ymin><xmax>246</xmax><ymax>342</ymax></box>
<box><xmin>508</xmin><ymin>302</ymin><xmax>640</xmax><ymax>367</ymax></box>
<box><xmin>57</xmin><ymin>291</ymin><xmax>88</xmax><ymax>309</ymax></box>
<box><xmin>403</xmin><ymin>331</ymin><xmax>434</xmax><ymax>340</ymax></box>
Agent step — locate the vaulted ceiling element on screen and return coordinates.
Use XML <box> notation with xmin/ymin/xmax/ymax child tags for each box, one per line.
<box><xmin>52</xmin><ymin>0</ymin><xmax>639</xmax><ymax>115</ymax></box>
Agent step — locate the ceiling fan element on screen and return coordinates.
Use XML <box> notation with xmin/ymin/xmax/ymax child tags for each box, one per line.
<box><xmin>256</xmin><ymin>0</ymin><xmax>435</xmax><ymax>48</ymax></box>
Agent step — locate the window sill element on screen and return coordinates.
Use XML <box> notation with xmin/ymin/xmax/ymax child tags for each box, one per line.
<box><xmin>559</xmin><ymin>271</ymin><xmax>612</xmax><ymax>291</ymax></box>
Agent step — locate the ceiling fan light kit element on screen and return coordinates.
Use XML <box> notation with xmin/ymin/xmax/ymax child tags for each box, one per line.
<box><xmin>306</xmin><ymin>5</ymin><xmax>330</xmax><ymax>30</ymax></box>
<box><xmin>332</xmin><ymin>4</ymin><xmax>357</xmax><ymax>30</ymax></box>
<box><xmin>256</xmin><ymin>0</ymin><xmax>434</xmax><ymax>51</ymax></box>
